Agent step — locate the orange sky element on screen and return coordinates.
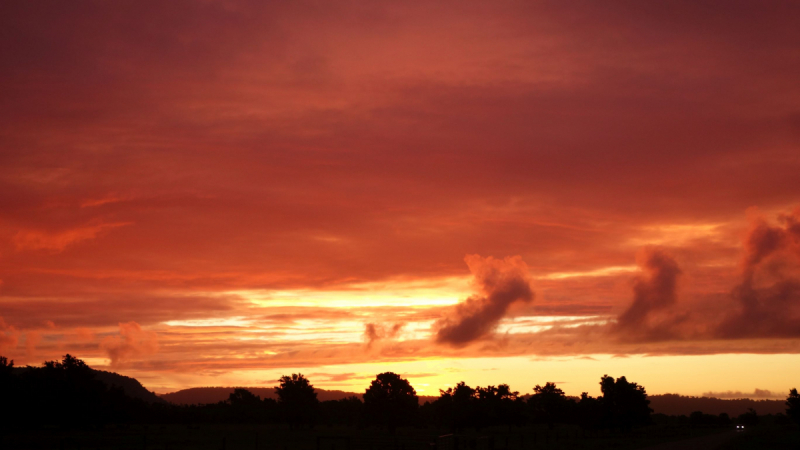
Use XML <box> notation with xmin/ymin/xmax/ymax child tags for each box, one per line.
<box><xmin>1</xmin><ymin>1</ymin><xmax>800</xmax><ymax>398</ymax></box>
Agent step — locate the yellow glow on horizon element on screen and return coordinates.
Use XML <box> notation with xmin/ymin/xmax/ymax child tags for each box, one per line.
<box><xmin>537</xmin><ymin>266</ymin><xmax>638</xmax><ymax>280</ymax></box>
<box><xmin>229</xmin><ymin>276</ymin><xmax>471</xmax><ymax>308</ymax></box>
<box><xmin>160</xmin><ymin>314</ymin><xmax>605</xmax><ymax>346</ymax></box>
<box><xmin>628</xmin><ymin>222</ymin><xmax>729</xmax><ymax>247</ymax></box>
<box><xmin>164</xmin><ymin>317</ymin><xmax>254</xmax><ymax>327</ymax></box>
<box><xmin>139</xmin><ymin>353</ymin><xmax>800</xmax><ymax>399</ymax></box>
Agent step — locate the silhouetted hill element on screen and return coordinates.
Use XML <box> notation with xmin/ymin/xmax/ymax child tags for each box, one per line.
<box><xmin>649</xmin><ymin>394</ymin><xmax>786</xmax><ymax>416</ymax></box>
<box><xmin>93</xmin><ymin>370</ymin><xmax>165</xmax><ymax>404</ymax></box>
<box><xmin>12</xmin><ymin>366</ymin><xmax>164</xmax><ymax>404</ymax></box>
<box><xmin>160</xmin><ymin>387</ymin><xmax>437</xmax><ymax>405</ymax></box>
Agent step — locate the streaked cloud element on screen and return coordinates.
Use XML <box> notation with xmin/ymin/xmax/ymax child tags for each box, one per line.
<box><xmin>13</xmin><ymin>222</ymin><xmax>132</xmax><ymax>252</ymax></box>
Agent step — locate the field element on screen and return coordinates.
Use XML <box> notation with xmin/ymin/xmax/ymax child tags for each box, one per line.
<box><xmin>719</xmin><ymin>424</ymin><xmax>800</xmax><ymax>450</ymax></box>
<box><xmin>0</xmin><ymin>423</ymin><xmax>754</xmax><ymax>450</ymax></box>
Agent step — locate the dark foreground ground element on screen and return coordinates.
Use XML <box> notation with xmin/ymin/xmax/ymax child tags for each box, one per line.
<box><xmin>1</xmin><ymin>424</ymin><xmax>797</xmax><ymax>450</ymax></box>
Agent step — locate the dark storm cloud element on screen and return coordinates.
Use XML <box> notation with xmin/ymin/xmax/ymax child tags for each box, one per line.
<box><xmin>716</xmin><ymin>209</ymin><xmax>800</xmax><ymax>338</ymax></box>
<box><xmin>613</xmin><ymin>248</ymin><xmax>683</xmax><ymax>340</ymax></box>
<box><xmin>435</xmin><ymin>255</ymin><xmax>533</xmax><ymax>346</ymax></box>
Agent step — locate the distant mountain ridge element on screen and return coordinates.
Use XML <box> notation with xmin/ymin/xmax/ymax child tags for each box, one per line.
<box><xmin>160</xmin><ymin>387</ymin><xmax>437</xmax><ymax>405</ymax></box>
<box><xmin>648</xmin><ymin>393</ymin><xmax>786</xmax><ymax>417</ymax></box>
<box><xmin>160</xmin><ymin>387</ymin><xmax>788</xmax><ymax>416</ymax></box>
<box><xmin>93</xmin><ymin>370</ymin><xmax>166</xmax><ymax>404</ymax></box>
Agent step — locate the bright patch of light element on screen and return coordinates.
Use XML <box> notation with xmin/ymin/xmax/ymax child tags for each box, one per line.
<box><xmin>538</xmin><ymin>266</ymin><xmax>637</xmax><ymax>280</ymax></box>
<box><xmin>163</xmin><ymin>317</ymin><xmax>253</xmax><ymax>327</ymax></box>
<box><xmin>497</xmin><ymin>315</ymin><xmax>608</xmax><ymax>334</ymax></box>
<box><xmin>628</xmin><ymin>223</ymin><xmax>726</xmax><ymax>246</ymax></box>
<box><xmin>229</xmin><ymin>276</ymin><xmax>470</xmax><ymax>308</ymax></box>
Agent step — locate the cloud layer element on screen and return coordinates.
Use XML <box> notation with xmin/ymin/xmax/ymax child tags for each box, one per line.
<box><xmin>702</xmin><ymin>388</ymin><xmax>785</xmax><ymax>400</ymax></box>
<box><xmin>0</xmin><ymin>0</ymin><xmax>799</xmax><ymax>391</ymax></box>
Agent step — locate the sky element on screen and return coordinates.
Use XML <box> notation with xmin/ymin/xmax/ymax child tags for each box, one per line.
<box><xmin>1</xmin><ymin>0</ymin><xmax>800</xmax><ymax>398</ymax></box>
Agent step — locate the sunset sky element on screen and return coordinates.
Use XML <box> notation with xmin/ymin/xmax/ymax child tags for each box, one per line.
<box><xmin>2</xmin><ymin>1</ymin><xmax>800</xmax><ymax>398</ymax></box>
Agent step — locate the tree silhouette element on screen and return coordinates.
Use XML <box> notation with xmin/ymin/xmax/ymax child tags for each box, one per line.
<box><xmin>529</xmin><ymin>382</ymin><xmax>571</xmax><ymax>427</ymax></box>
<box><xmin>320</xmin><ymin>396</ymin><xmax>364</xmax><ymax>426</ymax></box>
<box><xmin>275</xmin><ymin>373</ymin><xmax>318</xmax><ymax>427</ymax></box>
<box><xmin>475</xmin><ymin>384</ymin><xmax>525</xmax><ymax>428</ymax></box>
<box><xmin>737</xmin><ymin>407</ymin><xmax>759</xmax><ymax>426</ymax></box>
<box><xmin>229</xmin><ymin>388</ymin><xmax>261</xmax><ymax>407</ymax></box>
<box><xmin>788</xmin><ymin>388</ymin><xmax>800</xmax><ymax>425</ymax></box>
<box><xmin>0</xmin><ymin>356</ymin><xmax>18</xmax><ymax>416</ymax></box>
<box><xmin>434</xmin><ymin>382</ymin><xmax>478</xmax><ymax>430</ymax></box>
<box><xmin>363</xmin><ymin>372</ymin><xmax>418</xmax><ymax>432</ymax></box>
<box><xmin>599</xmin><ymin>375</ymin><xmax>652</xmax><ymax>429</ymax></box>
<box><xmin>0</xmin><ymin>356</ymin><xmax>12</xmax><ymax>373</ymax></box>
<box><xmin>228</xmin><ymin>388</ymin><xmax>267</xmax><ymax>423</ymax></box>
<box><xmin>576</xmin><ymin>392</ymin><xmax>603</xmax><ymax>429</ymax></box>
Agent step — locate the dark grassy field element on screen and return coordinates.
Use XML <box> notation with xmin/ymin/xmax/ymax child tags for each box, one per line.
<box><xmin>719</xmin><ymin>424</ymin><xmax>800</xmax><ymax>450</ymax></box>
<box><xmin>0</xmin><ymin>423</ymin><xmax>741</xmax><ymax>450</ymax></box>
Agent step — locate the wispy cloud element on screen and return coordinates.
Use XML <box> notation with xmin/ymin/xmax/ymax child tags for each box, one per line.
<box><xmin>13</xmin><ymin>222</ymin><xmax>131</xmax><ymax>252</ymax></box>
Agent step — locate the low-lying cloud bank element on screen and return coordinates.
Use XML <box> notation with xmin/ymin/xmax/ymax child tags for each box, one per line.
<box><xmin>609</xmin><ymin>207</ymin><xmax>800</xmax><ymax>342</ymax></box>
<box><xmin>702</xmin><ymin>388</ymin><xmax>786</xmax><ymax>399</ymax></box>
<box><xmin>430</xmin><ymin>207</ymin><xmax>800</xmax><ymax>349</ymax></box>
<box><xmin>4</xmin><ymin>209</ymin><xmax>800</xmax><ymax>377</ymax></box>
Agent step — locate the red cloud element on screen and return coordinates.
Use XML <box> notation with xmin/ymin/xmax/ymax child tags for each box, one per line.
<box><xmin>13</xmin><ymin>222</ymin><xmax>131</xmax><ymax>252</ymax></box>
<box><xmin>24</xmin><ymin>331</ymin><xmax>41</xmax><ymax>357</ymax></box>
<box><xmin>100</xmin><ymin>321</ymin><xmax>159</xmax><ymax>367</ymax></box>
<box><xmin>0</xmin><ymin>317</ymin><xmax>19</xmax><ymax>353</ymax></box>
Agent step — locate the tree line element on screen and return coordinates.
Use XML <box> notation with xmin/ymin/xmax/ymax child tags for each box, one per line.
<box><xmin>2</xmin><ymin>355</ymin><xmax>799</xmax><ymax>431</ymax></box>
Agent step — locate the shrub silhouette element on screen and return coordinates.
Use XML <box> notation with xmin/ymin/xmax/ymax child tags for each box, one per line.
<box><xmin>275</xmin><ymin>373</ymin><xmax>319</xmax><ymax>427</ymax></box>
<box><xmin>363</xmin><ymin>372</ymin><xmax>418</xmax><ymax>432</ymax></box>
